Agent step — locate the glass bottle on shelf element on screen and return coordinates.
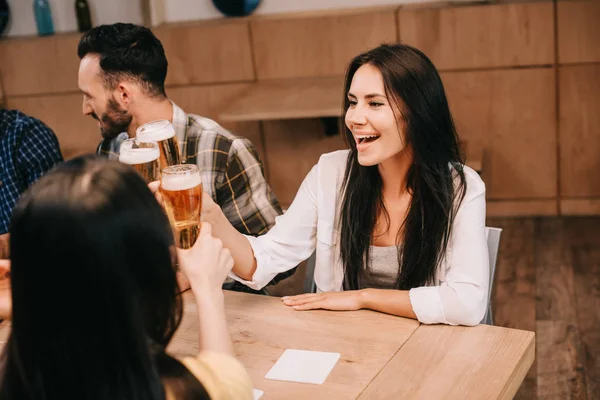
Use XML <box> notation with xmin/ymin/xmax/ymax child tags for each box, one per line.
<box><xmin>0</xmin><ymin>0</ymin><xmax>10</xmax><ymax>37</ymax></box>
<box><xmin>33</xmin><ymin>0</ymin><xmax>54</xmax><ymax>36</ymax></box>
<box><xmin>75</xmin><ymin>0</ymin><xmax>92</xmax><ymax>32</ymax></box>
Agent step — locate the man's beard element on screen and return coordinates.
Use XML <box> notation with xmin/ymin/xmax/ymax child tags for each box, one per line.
<box><xmin>94</xmin><ymin>97</ymin><xmax>133</xmax><ymax>140</ymax></box>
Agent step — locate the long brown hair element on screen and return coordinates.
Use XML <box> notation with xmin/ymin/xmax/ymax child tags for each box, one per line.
<box><xmin>339</xmin><ymin>44</ymin><xmax>466</xmax><ymax>290</ymax></box>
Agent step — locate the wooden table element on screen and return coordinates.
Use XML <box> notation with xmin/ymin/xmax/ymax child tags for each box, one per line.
<box><xmin>169</xmin><ymin>291</ymin><xmax>420</xmax><ymax>399</ymax></box>
<box><xmin>358</xmin><ymin>324</ymin><xmax>535</xmax><ymax>400</ymax></box>
<box><xmin>0</xmin><ymin>291</ymin><xmax>533</xmax><ymax>399</ymax></box>
<box><xmin>169</xmin><ymin>291</ymin><xmax>534</xmax><ymax>400</ymax></box>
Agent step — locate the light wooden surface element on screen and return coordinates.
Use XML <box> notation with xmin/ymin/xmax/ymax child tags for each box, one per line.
<box><xmin>155</xmin><ymin>21</ymin><xmax>255</xmax><ymax>86</ymax></box>
<box><xmin>218</xmin><ymin>77</ymin><xmax>345</xmax><ymax>122</ymax></box>
<box><xmin>558</xmin><ymin>64</ymin><xmax>600</xmax><ymax>198</ymax></box>
<box><xmin>441</xmin><ymin>68</ymin><xmax>557</xmax><ymax>200</ymax></box>
<box><xmin>0</xmin><ymin>289</ymin><xmax>535</xmax><ymax>399</ymax></box>
<box><xmin>0</xmin><ymin>33</ymin><xmax>81</xmax><ymax>96</ymax></box>
<box><xmin>6</xmin><ymin>93</ymin><xmax>99</xmax><ymax>160</ymax></box>
<box><xmin>169</xmin><ymin>291</ymin><xmax>420</xmax><ymax>399</ymax></box>
<box><xmin>398</xmin><ymin>2</ymin><xmax>554</xmax><ymax>71</ymax></box>
<box><xmin>557</xmin><ymin>0</ymin><xmax>600</xmax><ymax>64</ymax></box>
<box><xmin>358</xmin><ymin>324</ymin><xmax>535</xmax><ymax>400</ymax></box>
<box><xmin>487</xmin><ymin>200</ymin><xmax>558</xmax><ymax>218</ymax></box>
<box><xmin>250</xmin><ymin>8</ymin><xmax>397</xmax><ymax>80</ymax></box>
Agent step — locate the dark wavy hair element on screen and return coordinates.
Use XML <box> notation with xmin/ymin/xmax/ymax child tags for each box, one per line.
<box><xmin>0</xmin><ymin>156</ymin><xmax>208</xmax><ymax>400</ymax></box>
<box><xmin>78</xmin><ymin>23</ymin><xmax>168</xmax><ymax>98</ymax></box>
<box><xmin>340</xmin><ymin>44</ymin><xmax>466</xmax><ymax>290</ymax></box>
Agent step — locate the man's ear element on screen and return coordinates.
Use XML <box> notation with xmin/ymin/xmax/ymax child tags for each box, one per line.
<box><xmin>114</xmin><ymin>82</ymin><xmax>134</xmax><ymax>107</ymax></box>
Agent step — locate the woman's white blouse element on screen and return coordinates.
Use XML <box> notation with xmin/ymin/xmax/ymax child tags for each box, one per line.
<box><xmin>230</xmin><ymin>150</ymin><xmax>489</xmax><ymax>326</ymax></box>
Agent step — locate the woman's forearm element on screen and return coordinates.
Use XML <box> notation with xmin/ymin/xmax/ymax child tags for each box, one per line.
<box><xmin>192</xmin><ymin>288</ymin><xmax>233</xmax><ymax>355</ymax></box>
<box><xmin>360</xmin><ymin>289</ymin><xmax>418</xmax><ymax>320</ymax></box>
<box><xmin>205</xmin><ymin>208</ymin><xmax>257</xmax><ymax>281</ymax></box>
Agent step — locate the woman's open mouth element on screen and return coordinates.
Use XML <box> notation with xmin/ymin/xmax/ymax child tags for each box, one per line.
<box><xmin>356</xmin><ymin>134</ymin><xmax>380</xmax><ymax>144</ymax></box>
<box><xmin>355</xmin><ymin>134</ymin><xmax>381</xmax><ymax>152</ymax></box>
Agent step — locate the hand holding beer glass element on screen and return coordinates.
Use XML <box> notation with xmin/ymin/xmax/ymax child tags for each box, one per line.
<box><xmin>161</xmin><ymin>164</ymin><xmax>203</xmax><ymax>249</ymax></box>
<box><xmin>119</xmin><ymin>138</ymin><xmax>160</xmax><ymax>183</ymax></box>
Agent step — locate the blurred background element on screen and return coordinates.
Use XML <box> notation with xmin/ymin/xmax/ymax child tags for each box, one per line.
<box><xmin>0</xmin><ymin>0</ymin><xmax>599</xmax><ymax>399</ymax></box>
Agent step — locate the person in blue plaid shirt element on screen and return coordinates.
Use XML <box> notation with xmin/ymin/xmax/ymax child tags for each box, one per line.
<box><xmin>0</xmin><ymin>109</ymin><xmax>63</xmax><ymax>257</ymax></box>
<box><xmin>77</xmin><ymin>23</ymin><xmax>296</xmax><ymax>293</ymax></box>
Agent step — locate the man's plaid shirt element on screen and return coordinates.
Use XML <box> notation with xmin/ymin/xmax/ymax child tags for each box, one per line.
<box><xmin>1</xmin><ymin>109</ymin><xmax>63</xmax><ymax>234</ymax></box>
<box><xmin>97</xmin><ymin>102</ymin><xmax>282</xmax><ymax>237</ymax></box>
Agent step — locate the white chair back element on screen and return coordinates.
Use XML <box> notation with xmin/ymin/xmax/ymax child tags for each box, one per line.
<box><xmin>481</xmin><ymin>227</ymin><xmax>502</xmax><ymax>325</ymax></box>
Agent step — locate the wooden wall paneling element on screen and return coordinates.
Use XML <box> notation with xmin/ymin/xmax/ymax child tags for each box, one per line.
<box><xmin>168</xmin><ymin>84</ymin><xmax>264</xmax><ymax>161</ymax></box>
<box><xmin>250</xmin><ymin>7</ymin><xmax>397</xmax><ymax>80</ymax></box>
<box><xmin>0</xmin><ymin>33</ymin><xmax>82</xmax><ymax>97</ymax></box>
<box><xmin>155</xmin><ymin>20</ymin><xmax>254</xmax><ymax>86</ymax></box>
<box><xmin>263</xmin><ymin>119</ymin><xmax>346</xmax><ymax>207</ymax></box>
<box><xmin>441</xmin><ymin>68</ymin><xmax>557</xmax><ymax>200</ymax></box>
<box><xmin>218</xmin><ymin>76</ymin><xmax>345</xmax><ymax>122</ymax></box>
<box><xmin>7</xmin><ymin>93</ymin><xmax>100</xmax><ymax>160</ymax></box>
<box><xmin>487</xmin><ymin>200</ymin><xmax>558</xmax><ymax>217</ymax></box>
<box><xmin>557</xmin><ymin>0</ymin><xmax>600</xmax><ymax>64</ymax></box>
<box><xmin>398</xmin><ymin>2</ymin><xmax>555</xmax><ymax>70</ymax></box>
<box><xmin>561</xmin><ymin>199</ymin><xmax>600</xmax><ymax>216</ymax></box>
<box><xmin>559</xmin><ymin>64</ymin><xmax>600</xmax><ymax>198</ymax></box>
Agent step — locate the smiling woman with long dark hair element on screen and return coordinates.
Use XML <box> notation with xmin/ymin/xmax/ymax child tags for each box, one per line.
<box><xmin>196</xmin><ymin>43</ymin><xmax>489</xmax><ymax>326</ymax></box>
<box><xmin>0</xmin><ymin>156</ymin><xmax>252</xmax><ymax>400</ymax></box>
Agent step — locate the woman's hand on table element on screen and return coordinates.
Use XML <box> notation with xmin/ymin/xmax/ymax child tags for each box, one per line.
<box><xmin>282</xmin><ymin>291</ymin><xmax>365</xmax><ymax>311</ymax></box>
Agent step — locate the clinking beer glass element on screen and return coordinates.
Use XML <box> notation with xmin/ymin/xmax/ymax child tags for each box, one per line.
<box><xmin>137</xmin><ymin>119</ymin><xmax>182</xmax><ymax>169</ymax></box>
<box><xmin>118</xmin><ymin>138</ymin><xmax>160</xmax><ymax>183</ymax></box>
<box><xmin>161</xmin><ymin>164</ymin><xmax>202</xmax><ymax>249</ymax></box>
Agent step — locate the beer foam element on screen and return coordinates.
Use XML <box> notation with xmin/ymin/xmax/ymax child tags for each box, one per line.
<box><xmin>136</xmin><ymin>120</ymin><xmax>176</xmax><ymax>142</ymax></box>
<box><xmin>119</xmin><ymin>147</ymin><xmax>160</xmax><ymax>165</ymax></box>
<box><xmin>161</xmin><ymin>173</ymin><xmax>202</xmax><ymax>191</ymax></box>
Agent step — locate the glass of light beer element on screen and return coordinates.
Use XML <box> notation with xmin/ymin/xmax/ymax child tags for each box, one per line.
<box><xmin>119</xmin><ymin>138</ymin><xmax>160</xmax><ymax>183</ymax></box>
<box><xmin>161</xmin><ymin>164</ymin><xmax>202</xmax><ymax>249</ymax></box>
<box><xmin>137</xmin><ymin>120</ymin><xmax>181</xmax><ymax>169</ymax></box>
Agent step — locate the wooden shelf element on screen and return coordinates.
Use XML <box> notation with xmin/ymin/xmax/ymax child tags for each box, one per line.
<box><xmin>218</xmin><ymin>76</ymin><xmax>344</xmax><ymax>122</ymax></box>
<box><xmin>218</xmin><ymin>75</ymin><xmax>484</xmax><ymax>174</ymax></box>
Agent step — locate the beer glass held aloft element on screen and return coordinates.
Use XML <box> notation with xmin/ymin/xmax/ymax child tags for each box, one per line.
<box><xmin>119</xmin><ymin>139</ymin><xmax>160</xmax><ymax>183</ymax></box>
<box><xmin>161</xmin><ymin>164</ymin><xmax>203</xmax><ymax>249</ymax></box>
<box><xmin>136</xmin><ymin>120</ymin><xmax>182</xmax><ymax>169</ymax></box>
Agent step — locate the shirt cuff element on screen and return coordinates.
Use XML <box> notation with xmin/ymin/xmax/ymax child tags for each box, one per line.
<box><xmin>227</xmin><ymin>235</ymin><xmax>272</xmax><ymax>291</ymax></box>
<box><xmin>408</xmin><ymin>286</ymin><xmax>448</xmax><ymax>325</ymax></box>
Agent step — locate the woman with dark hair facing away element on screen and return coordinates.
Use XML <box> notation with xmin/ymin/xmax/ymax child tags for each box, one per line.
<box><xmin>0</xmin><ymin>156</ymin><xmax>252</xmax><ymax>399</ymax></box>
<box><xmin>194</xmin><ymin>44</ymin><xmax>489</xmax><ymax>326</ymax></box>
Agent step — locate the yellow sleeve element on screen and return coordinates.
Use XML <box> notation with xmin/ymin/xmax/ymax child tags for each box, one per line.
<box><xmin>180</xmin><ymin>352</ymin><xmax>253</xmax><ymax>400</ymax></box>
